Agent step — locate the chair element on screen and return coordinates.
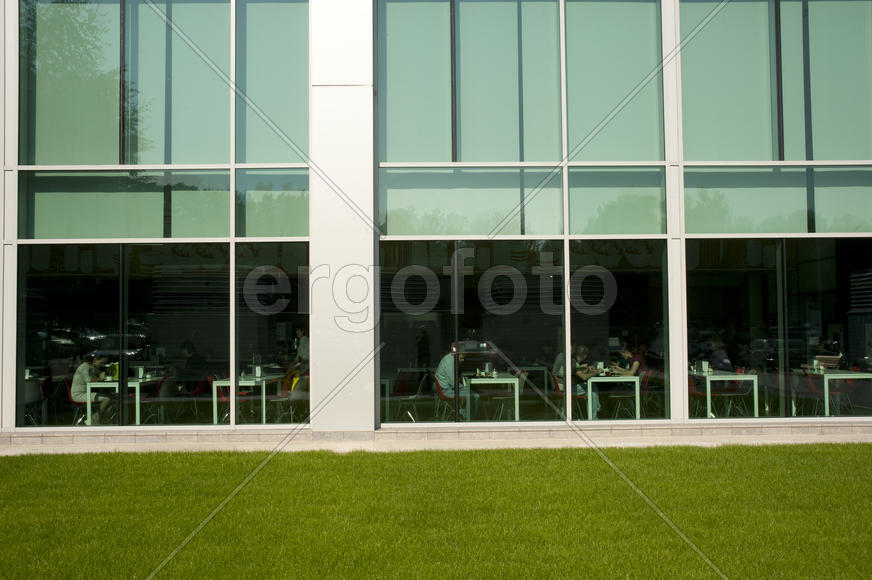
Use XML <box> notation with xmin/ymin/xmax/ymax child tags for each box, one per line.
<box><xmin>64</xmin><ymin>378</ymin><xmax>90</xmax><ymax>426</ymax></box>
<box><xmin>394</xmin><ymin>373</ymin><xmax>431</xmax><ymax>422</ymax></box>
<box><xmin>710</xmin><ymin>368</ymin><xmax>753</xmax><ymax>417</ymax></box>
<box><xmin>22</xmin><ymin>377</ymin><xmax>47</xmax><ymax>426</ymax></box>
<box><xmin>285</xmin><ymin>375</ymin><xmax>310</xmax><ymax>423</ymax></box>
<box><xmin>610</xmin><ymin>370</ymin><xmax>653</xmax><ymax>419</ymax></box>
<box><xmin>806</xmin><ymin>369</ymin><xmax>856</xmax><ymax>416</ymax></box>
<box><xmin>548</xmin><ymin>370</ymin><xmax>589</xmax><ymax>420</ymax></box>
<box><xmin>267</xmin><ymin>373</ymin><xmax>309</xmax><ymax>423</ymax></box>
<box><xmin>433</xmin><ymin>373</ymin><xmax>467</xmax><ymax>421</ymax></box>
<box><xmin>490</xmin><ymin>370</ymin><xmax>524</xmax><ymax>421</ymax></box>
<box><xmin>687</xmin><ymin>374</ymin><xmax>706</xmax><ymax>418</ymax></box>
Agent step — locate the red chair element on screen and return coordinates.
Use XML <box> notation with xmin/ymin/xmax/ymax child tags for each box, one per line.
<box><xmin>548</xmin><ymin>370</ymin><xmax>588</xmax><ymax>420</ymax></box>
<box><xmin>688</xmin><ymin>374</ymin><xmax>706</xmax><ymax>418</ymax></box>
<box><xmin>611</xmin><ymin>369</ymin><xmax>653</xmax><ymax>419</ymax></box>
<box><xmin>433</xmin><ymin>373</ymin><xmax>467</xmax><ymax>421</ymax></box>
<box><xmin>64</xmin><ymin>377</ymin><xmax>90</xmax><ymax>426</ymax></box>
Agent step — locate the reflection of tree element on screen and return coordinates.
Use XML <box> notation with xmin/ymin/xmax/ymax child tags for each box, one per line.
<box><xmin>20</xmin><ymin>0</ymin><xmax>149</xmax><ymax>162</ymax></box>
<box><xmin>381</xmin><ymin>207</ymin><xmax>515</xmax><ymax>236</ymax></box>
<box><xmin>686</xmin><ymin>189</ymin><xmax>806</xmax><ymax>233</ymax></box>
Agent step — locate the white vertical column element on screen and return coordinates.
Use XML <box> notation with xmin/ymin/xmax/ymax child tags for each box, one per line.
<box><xmin>308</xmin><ymin>0</ymin><xmax>376</xmax><ymax>431</ymax></box>
<box><xmin>1</xmin><ymin>0</ymin><xmax>12</xmax><ymax>430</ymax></box>
<box><xmin>662</xmin><ymin>0</ymin><xmax>688</xmax><ymax>421</ymax></box>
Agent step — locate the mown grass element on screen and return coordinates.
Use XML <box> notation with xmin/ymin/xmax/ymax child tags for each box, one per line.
<box><xmin>0</xmin><ymin>444</ymin><xmax>869</xmax><ymax>578</ymax></box>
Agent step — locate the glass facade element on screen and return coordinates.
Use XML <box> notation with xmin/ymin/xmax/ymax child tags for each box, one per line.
<box><xmin>9</xmin><ymin>0</ymin><xmax>872</xmax><ymax>430</ymax></box>
<box><xmin>15</xmin><ymin>0</ymin><xmax>310</xmax><ymax>427</ymax></box>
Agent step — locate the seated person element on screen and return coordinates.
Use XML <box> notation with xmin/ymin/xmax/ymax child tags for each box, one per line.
<box><xmin>435</xmin><ymin>350</ymin><xmax>479</xmax><ymax>420</ymax></box>
<box><xmin>572</xmin><ymin>345</ymin><xmax>601</xmax><ymax>419</ymax></box>
<box><xmin>708</xmin><ymin>336</ymin><xmax>733</xmax><ymax>371</ymax></box>
<box><xmin>70</xmin><ymin>354</ymin><xmax>115</xmax><ymax>424</ymax></box>
<box><xmin>610</xmin><ymin>342</ymin><xmax>646</xmax><ymax>376</ymax></box>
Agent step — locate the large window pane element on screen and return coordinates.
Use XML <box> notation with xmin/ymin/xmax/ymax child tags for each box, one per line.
<box><xmin>235</xmin><ymin>242</ymin><xmax>308</xmax><ymax>424</ymax></box>
<box><xmin>16</xmin><ymin>243</ymin><xmax>230</xmax><ymax>427</ymax></box>
<box><xmin>380</xmin><ymin>240</ymin><xmax>564</xmax><ymax>422</ymax></box>
<box><xmin>686</xmin><ymin>238</ymin><xmax>872</xmax><ymax>419</ymax></box>
<box><xmin>685</xmin><ymin>166</ymin><xmax>872</xmax><ymax>234</ymax></box>
<box><xmin>566</xmin><ymin>0</ymin><xmax>664</xmax><ymax>161</ymax></box>
<box><xmin>236</xmin><ymin>0</ymin><xmax>308</xmax><ymax>163</ymax></box>
<box><xmin>456</xmin><ymin>0</ymin><xmax>561</xmax><ymax>161</ymax></box>
<box><xmin>236</xmin><ymin>169</ymin><xmax>308</xmax><ymax>237</ymax></box>
<box><xmin>19</xmin><ymin>0</ymin><xmax>121</xmax><ymax>164</ymax></box>
<box><xmin>379</xmin><ymin>168</ymin><xmax>562</xmax><ymax>235</ymax></box>
<box><xmin>17</xmin><ymin>245</ymin><xmax>120</xmax><ymax>426</ymax></box>
<box><xmin>683</xmin><ymin>0</ymin><xmax>872</xmax><ymax>161</ymax></box>
<box><xmin>686</xmin><ymin>239</ymin><xmax>783</xmax><ymax>419</ymax></box>
<box><xmin>684</xmin><ymin>168</ymin><xmax>808</xmax><ymax>234</ymax></box>
<box><xmin>125</xmin><ymin>244</ymin><xmax>230</xmax><ymax>425</ymax></box>
<box><xmin>569</xmin><ymin>168</ymin><xmax>665</xmax><ymax>234</ymax></box>
<box><xmin>569</xmin><ymin>240</ymin><xmax>669</xmax><ymax>420</ymax></box>
<box><xmin>805</xmin><ymin>0</ymin><xmax>872</xmax><ymax>159</ymax></box>
<box><xmin>19</xmin><ymin>171</ymin><xmax>230</xmax><ymax>239</ymax></box>
<box><xmin>126</xmin><ymin>0</ymin><xmax>230</xmax><ymax>163</ymax></box>
<box><xmin>377</xmin><ymin>0</ymin><xmax>452</xmax><ymax>161</ymax></box>
<box><xmin>377</xmin><ymin>0</ymin><xmax>561</xmax><ymax>162</ymax></box>
<box><xmin>681</xmin><ymin>0</ymin><xmax>778</xmax><ymax>160</ymax></box>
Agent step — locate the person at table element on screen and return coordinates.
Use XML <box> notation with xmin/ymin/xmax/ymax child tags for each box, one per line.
<box><xmin>610</xmin><ymin>342</ymin><xmax>646</xmax><ymax>376</ymax></box>
<box><xmin>552</xmin><ymin>343</ymin><xmax>575</xmax><ymax>383</ymax></box>
<box><xmin>291</xmin><ymin>325</ymin><xmax>309</xmax><ymax>376</ymax></box>
<box><xmin>170</xmin><ymin>340</ymin><xmax>210</xmax><ymax>395</ymax></box>
<box><xmin>572</xmin><ymin>345</ymin><xmax>601</xmax><ymax>418</ymax></box>
<box><xmin>708</xmin><ymin>336</ymin><xmax>733</xmax><ymax>371</ymax></box>
<box><xmin>415</xmin><ymin>326</ymin><xmax>430</xmax><ymax>367</ymax></box>
<box><xmin>435</xmin><ymin>350</ymin><xmax>479</xmax><ymax>420</ymax></box>
<box><xmin>70</xmin><ymin>353</ymin><xmax>114</xmax><ymax>424</ymax></box>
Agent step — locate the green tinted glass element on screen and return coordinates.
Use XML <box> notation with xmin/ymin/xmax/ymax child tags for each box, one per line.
<box><xmin>456</xmin><ymin>0</ymin><xmax>561</xmax><ymax>161</ymax></box>
<box><xmin>684</xmin><ymin>168</ymin><xmax>808</xmax><ymax>234</ymax></box>
<box><xmin>126</xmin><ymin>0</ymin><xmax>230</xmax><ymax>163</ymax></box>
<box><xmin>681</xmin><ymin>0</ymin><xmax>778</xmax><ymax>160</ymax></box>
<box><xmin>237</xmin><ymin>0</ymin><xmax>308</xmax><ymax>163</ymax></box>
<box><xmin>236</xmin><ymin>169</ymin><xmax>309</xmax><ymax>236</ymax></box>
<box><xmin>566</xmin><ymin>0</ymin><xmax>664</xmax><ymax>161</ymax></box>
<box><xmin>379</xmin><ymin>168</ymin><xmax>562</xmax><ymax>235</ymax></box>
<box><xmin>19</xmin><ymin>171</ymin><xmax>230</xmax><ymax>239</ymax></box>
<box><xmin>19</xmin><ymin>0</ymin><xmax>120</xmax><ymax>164</ymax></box>
<box><xmin>378</xmin><ymin>0</ymin><xmax>452</xmax><ymax>161</ymax></box>
<box><xmin>569</xmin><ymin>168</ymin><xmax>666</xmax><ymax>234</ymax></box>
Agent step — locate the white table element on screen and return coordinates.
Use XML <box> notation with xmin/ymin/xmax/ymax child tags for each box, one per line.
<box><xmin>212</xmin><ymin>374</ymin><xmax>285</xmax><ymax>424</ymax></box>
<box><xmin>587</xmin><ymin>375</ymin><xmax>641</xmax><ymax>419</ymax></box>
<box><xmin>86</xmin><ymin>377</ymin><xmax>161</xmax><ymax>425</ymax></box>
<box><xmin>467</xmin><ymin>374</ymin><xmax>520</xmax><ymax>421</ymax></box>
<box><xmin>691</xmin><ymin>371</ymin><xmax>759</xmax><ymax>418</ymax></box>
<box><xmin>805</xmin><ymin>370</ymin><xmax>872</xmax><ymax>416</ymax></box>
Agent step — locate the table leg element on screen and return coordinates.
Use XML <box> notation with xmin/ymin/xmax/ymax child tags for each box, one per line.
<box><xmin>587</xmin><ymin>383</ymin><xmax>593</xmax><ymax>420</ymax></box>
<box><xmin>752</xmin><ymin>377</ymin><xmax>759</xmax><ymax>417</ymax></box>
<box><xmin>212</xmin><ymin>384</ymin><xmax>218</xmax><ymax>425</ymax></box>
<box><xmin>86</xmin><ymin>385</ymin><xmax>92</xmax><ymax>426</ymax></box>
<box><xmin>824</xmin><ymin>376</ymin><xmax>830</xmax><ymax>417</ymax></box>
<box><xmin>706</xmin><ymin>378</ymin><xmax>712</xmax><ymax>418</ymax></box>
<box><xmin>635</xmin><ymin>381</ymin><xmax>640</xmax><ymax>419</ymax></box>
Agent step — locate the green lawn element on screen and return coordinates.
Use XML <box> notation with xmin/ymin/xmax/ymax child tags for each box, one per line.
<box><xmin>1</xmin><ymin>444</ymin><xmax>870</xmax><ymax>578</ymax></box>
